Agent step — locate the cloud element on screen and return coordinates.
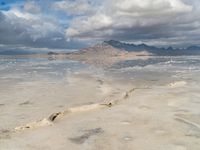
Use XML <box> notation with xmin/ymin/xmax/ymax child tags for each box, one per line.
<box><xmin>110</xmin><ymin>0</ymin><xmax>192</xmax><ymax>17</ymax></box>
<box><xmin>0</xmin><ymin>7</ymin><xmax>86</xmax><ymax>49</ymax></box>
<box><xmin>64</xmin><ymin>0</ymin><xmax>198</xmax><ymax>46</ymax></box>
<box><xmin>52</xmin><ymin>0</ymin><xmax>94</xmax><ymax>15</ymax></box>
<box><xmin>66</xmin><ymin>14</ymin><xmax>113</xmax><ymax>37</ymax></box>
<box><xmin>0</xmin><ymin>0</ymin><xmax>200</xmax><ymax>49</ymax></box>
<box><xmin>0</xmin><ymin>9</ymin><xmax>61</xmax><ymax>47</ymax></box>
<box><xmin>23</xmin><ymin>1</ymin><xmax>41</xmax><ymax>14</ymax></box>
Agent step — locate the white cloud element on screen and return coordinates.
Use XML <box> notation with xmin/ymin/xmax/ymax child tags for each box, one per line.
<box><xmin>52</xmin><ymin>0</ymin><xmax>94</xmax><ymax>15</ymax></box>
<box><xmin>111</xmin><ymin>0</ymin><xmax>192</xmax><ymax>16</ymax></box>
<box><xmin>64</xmin><ymin>0</ymin><xmax>198</xmax><ymax>46</ymax></box>
<box><xmin>0</xmin><ymin>9</ymin><xmax>77</xmax><ymax>49</ymax></box>
<box><xmin>66</xmin><ymin>14</ymin><xmax>112</xmax><ymax>37</ymax></box>
<box><xmin>3</xmin><ymin>9</ymin><xmax>62</xmax><ymax>41</ymax></box>
<box><xmin>23</xmin><ymin>1</ymin><xmax>41</xmax><ymax>14</ymax></box>
<box><xmin>0</xmin><ymin>0</ymin><xmax>200</xmax><ymax>48</ymax></box>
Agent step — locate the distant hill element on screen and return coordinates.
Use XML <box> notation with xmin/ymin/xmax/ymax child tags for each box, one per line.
<box><xmin>43</xmin><ymin>40</ymin><xmax>200</xmax><ymax>67</ymax></box>
<box><xmin>0</xmin><ymin>50</ymin><xmax>37</xmax><ymax>55</ymax></box>
<box><xmin>104</xmin><ymin>40</ymin><xmax>200</xmax><ymax>56</ymax></box>
<box><xmin>64</xmin><ymin>42</ymin><xmax>151</xmax><ymax>67</ymax></box>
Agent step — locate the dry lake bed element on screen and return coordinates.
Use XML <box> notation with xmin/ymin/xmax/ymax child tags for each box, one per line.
<box><xmin>1</xmin><ymin>55</ymin><xmax>200</xmax><ymax>150</ymax></box>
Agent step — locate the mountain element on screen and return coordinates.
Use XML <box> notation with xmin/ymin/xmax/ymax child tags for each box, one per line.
<box><xmin>187</xmin><ymin>46</ymin><xmax>200</xmax><ymax>51</ymax></box>
<box><xmin>64</xmin><ymin>42</ymin><xmax>151</xmax><ymax>67</ymax></box>
<box><xmin>104</xmin><ymin>40</ymin><xmax>200</xmax><ymax>55</ymax></box>
<box><xmin>104</xmin><ymin>40</ymin><xmax>159</xmax><ymax>52</ymax></box>
<box><xmin>46</xmin><ymin>40</ymin><xmax>200</xmax><ymax>67</ymax></box>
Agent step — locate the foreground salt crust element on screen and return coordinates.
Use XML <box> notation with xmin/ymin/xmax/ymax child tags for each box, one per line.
<box><xmin>14</xmin><ymin>104</ymin><xmax>105</xmax><ymax>131</ymax></box>
<box><xmin>2</xmin><ymin>78</ymin><xmax>200</xmax><ymax>150</ymax></box>
<box><xmin>1</xmin><ymin>55</ymin><xmax>200</xmax><ymax>150</ymax></box>
<box><xmin>168</xmin><ymin>81</ymin><xmax>187</xmax><ymax>88</ymax></box>
<box><xmin>14</xmin><ymin>86</ymin><xmax>135</xmax><ymax>131</ymax></box>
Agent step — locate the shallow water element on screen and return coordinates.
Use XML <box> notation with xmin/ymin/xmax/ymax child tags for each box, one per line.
<box><xmin>106</xmin><ymin>56</ymin><xmax>200</xmax><ymax>88</ymax></box>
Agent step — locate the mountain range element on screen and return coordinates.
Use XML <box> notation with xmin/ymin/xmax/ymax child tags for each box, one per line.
<box><xmin>103</xmin><ymin>40</ymin><xmax>200</xmax><ymax>56</ymax></box>
<box><xmin>1</xmin><ymin>40</ymin><xmax>200</xmax><ymax>56</ymax></box>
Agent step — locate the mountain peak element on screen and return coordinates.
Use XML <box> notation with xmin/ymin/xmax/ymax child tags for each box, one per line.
<box><xmin>101</xmin><ymin>40</ymin><xmax>200</xmax><ymax>55</ymax></box>
<box><xmin>103</xmin><ymin>40</ymin><xmax>153</xmax><ymax>52</ymax></box>
<box><xmin>103</xmin><ymin>40</ymin><xmax>122</xmax><ymax>46</ymax></box>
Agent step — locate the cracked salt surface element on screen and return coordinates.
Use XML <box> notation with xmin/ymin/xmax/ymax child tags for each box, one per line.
<box><xmin>1</xmin><ymin>56</ymin><xmax>200</xmax><ymax>149</ymax></box>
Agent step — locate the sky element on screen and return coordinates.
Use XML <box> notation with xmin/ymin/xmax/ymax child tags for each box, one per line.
<box><xmin>0</xmin><ymin>0</ymin><xmax>200</xmax><ymax>50</ymax></box>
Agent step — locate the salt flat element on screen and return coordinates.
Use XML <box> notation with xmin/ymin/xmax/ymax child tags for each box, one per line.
<box><xmin>1</xmin><ymin>56</ymin><xmax>200</xmax><ymax>150</ymax></box>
